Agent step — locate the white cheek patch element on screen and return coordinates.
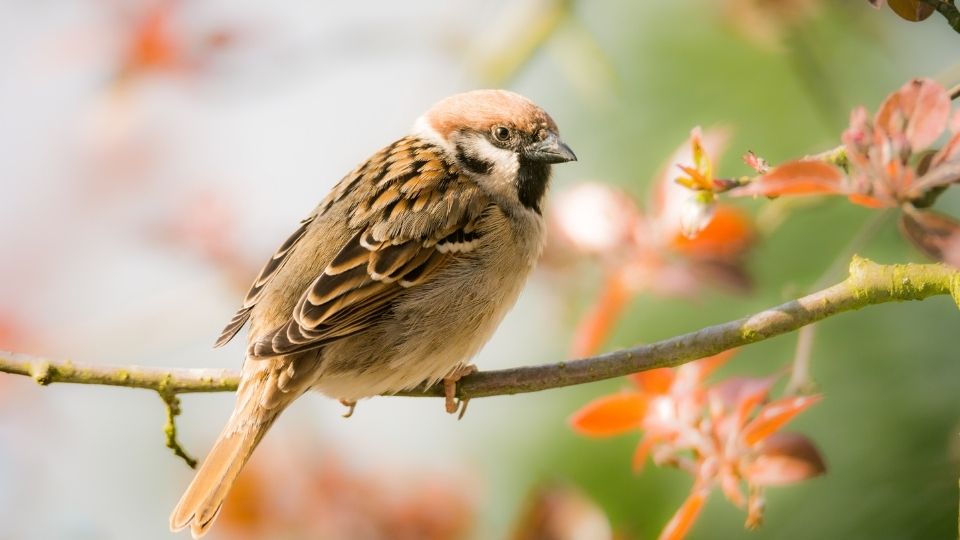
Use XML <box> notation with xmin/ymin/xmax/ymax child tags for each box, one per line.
<box><xmin>462</xmin><ymin>135</ymin><xmax>519</xmax><ymax>181</ymax></box>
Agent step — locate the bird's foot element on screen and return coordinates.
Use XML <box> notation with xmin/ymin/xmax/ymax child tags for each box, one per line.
<box><xmin>443</xmin><ymin>364</ymin><xmax>477</xmax><ymax>419</ymax></box>
<box><xmin>339</xmin><ymin>398</ymin><xmax>357</xmax><ymax>418</ymax></box>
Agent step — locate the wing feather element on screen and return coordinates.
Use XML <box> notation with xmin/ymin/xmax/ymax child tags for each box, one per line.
<box><xmin>214</xmin><ymin>214</ymin><xmax>316</xmax><ymax>347</ymax></box>
<box><xmin>247</xmin><ymin>136</ymin><xmax>490</xmax><ymax>359</ymax></box>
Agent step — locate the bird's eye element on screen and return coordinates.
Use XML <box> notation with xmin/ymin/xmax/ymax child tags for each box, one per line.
<box><xmin>493</xmin><ymin>126</ymin><xmax>512</xmax><ymax>142</ymax></box>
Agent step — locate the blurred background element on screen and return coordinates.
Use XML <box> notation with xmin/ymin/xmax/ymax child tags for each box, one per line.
<box><xmin>1</xmin><ymin>1</ymin><xmax>958</xmax><ymax>538</ymax></box>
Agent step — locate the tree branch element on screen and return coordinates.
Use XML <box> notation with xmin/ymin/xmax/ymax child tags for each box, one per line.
<box><xmin>0</xmin><ymin>355</ymin><xmax>237</xmax><ymax>393</ymax></box>
<box><xmin>2</xmin><ymin>257</ymin><xmax>958</xmax><ymax>403</ymax></box>
<box><xmin>160</xmin><ymin>392</ymin><xmax>197</xmax><ymax>468</ymax></box>
<box><xmin>918</xmin><ymin>0</ymin><xmax>960</xmax><ymax>33</ymax></box>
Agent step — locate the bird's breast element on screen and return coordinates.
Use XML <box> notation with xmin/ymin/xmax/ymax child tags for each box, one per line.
<box><xmin>313</xmin><ymin>206</ymin><xmax>545</xmax><ymax>399</ymax></box>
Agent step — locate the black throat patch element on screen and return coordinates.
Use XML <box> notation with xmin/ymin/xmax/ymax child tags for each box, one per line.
<box><xmin>455</xmin><ymin>143</ymin><xmax>493</xmax><ymax>175</ymax></box>
<box><xmin>516</xmin><ymin>158</ymin><xmax>550</xmax><ymax>214</ymax></box>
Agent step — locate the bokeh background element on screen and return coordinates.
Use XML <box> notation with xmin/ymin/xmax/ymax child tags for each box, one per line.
<box><xmin>1</xmin><ymin>1</ymin><xmax>958</xmax><ymax>539</ymax></box>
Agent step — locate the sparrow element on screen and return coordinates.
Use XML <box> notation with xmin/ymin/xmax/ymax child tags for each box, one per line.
<box><xmin>169</xmin><ymin>89</ymin><xmax>576</xmax><ymax>537</ymax></box>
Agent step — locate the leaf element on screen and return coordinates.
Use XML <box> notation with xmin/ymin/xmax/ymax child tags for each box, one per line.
<box><xmin>719</xmin><ymin>464</ymin><xmax>745</xmax><ymax>507</ymax></box>
<box><xmin>933</xmin><ymin>133</ymin><xmax>960</xmax><ymax>168</ymax></box>
<box><xmin>746</xmin><ymin>489</ymin><xmax>765</xmax><ymax>530</ymax></box>
<box><xmin>657</xmin><ymin>487</ymin><xmax>709</xmax><ymax>540</ymax></box>
<box><xmin>842</xmin><ymin>107</ymin><xmax>874</xmax><ymax>170</ymax></box>
<box><xmin>632</xmin><ymin>434</ymin><xmax>657</xmax><ymax>473</ymax></box>
<box><xmin>886</xmin><ymin>0</ymin><xmax>935</xmax><ymax>21</ymax></box>
<box><xmin>569</xmin><ymin>392</ymin><xmax>648</xmax><ymax>437</ymax></box>
<box><xmin>630</xmin><ymin>368</ymin><xmax>676</xmax><ymax>395</ymax></box>
<box><xmin>900</xmin><ymin>78</ymin><xmax>950</xmax><ymax>149</ymax></box>
<box><xmin>847</xmin><ymin>193</ymin><xmax>894</xmax><ymax>209</ymax></box>
<box><xmin>746</xmin><ymin>432</ymin><xmax>827</xmax><ymax>486</ymax></box>
<box><xmin>696</xmin><ymin>348</ymin><xmax>739</xmax><ymax>380</ymax></box>
<box><xmin>910</xmin><ymin>171</ymin><xmax>960</xmax><ymax>210</ymax></box>
<box><xmin>125</xmin><ymin>1</ymin><xmax>182</xmax><ymax>72</ymax></box>
<box><xmin>630</xmin><ymin>349</ymin><xmax>736</xmax><ymax>396</ymax></box>
<box><xmin>899</xmin><ymin>209</ymin><xmax>960</xmax><ymax>267</ymax></box>
<box><xmin>742</xmin><ymin>151</ymin><xmax>770</xmax><ymax>174</ymax></box>
<box><xmin>730</xmin><ymin>160</ymin><xmax>844</xmax><ymax>198</ymax></box>
<box><xmin>708</xmin><ymin>376</ymin><xmax>775</xmax><ymax>413</ymax></box>
<box><xmin>654</xmin><ymin>126</ymin><xmax>730</xmax><ymax>236</ymax></box>
<box><xmin>708</xmin><ymin>375</ymin><xmax>778</xmax><ymax>439</ymax></box>
<box><xmin>742</xmin><ymin>395</ymin><xmax>822</xmax><ymax>446</ymax></box>
<box><xmin>570</xmin><ymin>271</ymin><xmax>632</xmax><ymax>357</ymax></box>
<box><xmin>672</xmin><ymin>205</ymin><xmax>754</xmax><ymax>259</ymax></box>
<box><xmin>877</xmin><ymin>78</ymin><xmax>950</xmax><ymax>150</ymax></box>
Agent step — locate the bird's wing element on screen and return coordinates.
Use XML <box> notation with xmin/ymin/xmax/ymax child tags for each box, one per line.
<box><xmin>214</xmin><ymin>214</ymin><xmax>316</xmax><ymax>348</ymax></box>
<box><xmin>247</xmin><ymin>136</ymin><xmax>491</xmax><ymax>359</ymax></box>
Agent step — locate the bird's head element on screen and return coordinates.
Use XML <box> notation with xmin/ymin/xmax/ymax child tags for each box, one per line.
<box><xmin>413</xmin><ymin>89</ymin><xmax>576</xmax><ymax>214</ymax></box>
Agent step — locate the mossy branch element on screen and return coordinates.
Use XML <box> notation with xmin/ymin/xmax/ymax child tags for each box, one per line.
<box><xmin>160</xmin><ymin>391</ymin><xmax>197</xmax><ymax>468</ymax></box>
<box><xmin>1</xmin><ymin>257</ymin><xmax>958</xmax><ymax>463</ymax></box>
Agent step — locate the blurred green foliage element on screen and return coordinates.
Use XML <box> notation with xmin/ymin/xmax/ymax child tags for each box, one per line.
<box><xmin>479</xmin><ymin>1</ymin><xmax>960</xmax><ymax>538</ymax></box>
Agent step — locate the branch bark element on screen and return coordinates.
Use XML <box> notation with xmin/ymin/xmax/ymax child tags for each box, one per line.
<box><xmin>2</xmin><ymin>257</ymin><xmax>958</xmax><ymax>400</ymax></box>
<box><xmin>918</xmin><ymin>0</ymin><xmax>960</xmax><ymax>33</ymax></box>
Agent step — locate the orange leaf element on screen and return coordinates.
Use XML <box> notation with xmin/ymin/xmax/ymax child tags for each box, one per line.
<box><xmin>746</xmin><ymin>432</ymin><xmax>827</xmax><ymax>486</ymax></box>
<box><xmin>932</xmin><ymin>132</ymin><xmax>960</xmax><ymax>168</ymax></box>
<box><xmin>731</xmin><ymin>160</ymin><xmax>844</xmax><ymax>198</ymax></box>
<box><xmin>742</xmin><ymin>395</ymin><xmax>822</xmax><ymax>446</ymax></box>
<box><xmin>672</xmin><ymin>205</ymin><xmax>753</xmax><ymax>258</ymax></box>
<box><xmin>877</xmin><ymin>78</ymin><xmax>950</xmax><ymax>150</ymax></box>
<box><xmin>719</xmin><ymin>464</ymin><xmax>745</xmax><ymax>507</ymax></box>
<box><xmin>126</xmin><ymin>1</ymin><xmax>181</xmax><ymax>72</ymax></box>
<box><xmin>847</xmin><ymin>193</ymin><xmax>893</xmax><ymax>209</ymax></box>
<box><xmin>695</xmin><ymin>348</ymin><xmax>738</xmax><ymax>380</ymax></box>
<box><xmin>657</xmin><ymin>487</ymin><xmax>709</xmax><ymax>540</ymax></box>
<box><xmin>570</xmin><ymin>271</ymin><xmax>632</xmax><ymax>357</ymax></box>
<box><xmin>905</xmin><ymin>79</ymin><xmax>951</xmax><ymax>149</ymax></box>
<box><xmin>733</xmin><ymin>377</ymin><xmax>778</xmax><ymax>430</ymax></box>
<box><xmin>676</xmin><ymin>164</ymin><xmax>710</xmax><ymax>190</ymax></box>
<box><xmin>630</xmin><ymin>368</ymin><xmax>675</xmax><ymax>395</ymax></box>
<box><xmin>569</xmin><ymin>393</ymin><xmax>648</xmax><ymax>437</ymax></box>
<box><xmin>708</xmin><ymin>376</ymin><xmax>774</xmax><ymax>414</ymax></box>
<box><xmin>631</xmin><ymin>434</ymin><xmax>657</xmax><ymax>473</ymax></box>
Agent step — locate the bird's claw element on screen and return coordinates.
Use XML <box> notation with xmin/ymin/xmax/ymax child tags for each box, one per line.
<box><xmin>339</xmin><ymin>398</ymin><xmax>357</xmax><ymax>418</ymax></box>
<box><xmin>443</xmin><ymin>364</ymin><xmax>477</xmax><ymax>419</ymax></box>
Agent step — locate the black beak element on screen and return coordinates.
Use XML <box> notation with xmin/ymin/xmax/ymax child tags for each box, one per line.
<box><xmin>524</xmin><ymin>133</ymin><xmax>577</xmax><ymax>164</ymax></box>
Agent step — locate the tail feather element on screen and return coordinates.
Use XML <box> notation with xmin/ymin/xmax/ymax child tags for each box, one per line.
<box><xmin>171</xmin><ymin>353</ymin><xmax>322</xmax><ymax>537</ymax></box>
<box><xmin>169</xmin><ymin>410</ymin><xmax>278</xmax><ymax>538</ymax></box>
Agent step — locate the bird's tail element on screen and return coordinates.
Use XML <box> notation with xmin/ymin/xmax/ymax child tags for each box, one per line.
<box><xmin>168</xmin><ymin>394</ymin><xmax>280</xmax><ymax>538</ymax></box>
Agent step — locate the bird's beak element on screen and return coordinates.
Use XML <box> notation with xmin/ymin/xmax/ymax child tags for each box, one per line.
<box><xmin>524</xmin><ymin>133</ymin><xmax>577</xmax><ymax>164</ymax></box>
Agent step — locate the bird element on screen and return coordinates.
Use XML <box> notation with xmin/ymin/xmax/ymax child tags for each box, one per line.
<box><xmin>169</xmin><ymin>89</ymin><xmax>576</xmax><ymax>537</ymax></box>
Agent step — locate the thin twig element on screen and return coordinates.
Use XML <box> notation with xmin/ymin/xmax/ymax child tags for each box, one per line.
<box><xmin>159</xmin><ymin>392</ymin><xmax>197</xmax><ymax>468</ymax></box>
<box><xmin>2</xmin><ymin>257</ymin><xmax>958</xmax><ymax>402</ymax></box>
<box><xmin>785</xmin><ymin>325</ymin><xmax>817</xmax><ymax>396</ymax></box>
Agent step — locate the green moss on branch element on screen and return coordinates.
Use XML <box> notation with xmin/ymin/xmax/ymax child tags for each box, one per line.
<box><xmin>1</xmin><ymin>257</ymin><xmax>957</xmax><ymax>403</ymax></box>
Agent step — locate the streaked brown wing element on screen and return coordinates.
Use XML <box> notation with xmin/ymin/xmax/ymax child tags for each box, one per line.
<box><xmin>214</xmin><ymin>214</ymin><xmax>316</xmax><ymax>347</ymax></box>
<box><xmin>248</xmin><ymin>136</ymin><xmax>489</xmax><ymax>359</ymax></box>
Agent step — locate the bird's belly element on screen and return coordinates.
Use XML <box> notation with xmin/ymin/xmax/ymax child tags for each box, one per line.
<box><xmin>311</xmin><ymin>239</ymin><xmax>537</xmax><ymax>401</ymax></box>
